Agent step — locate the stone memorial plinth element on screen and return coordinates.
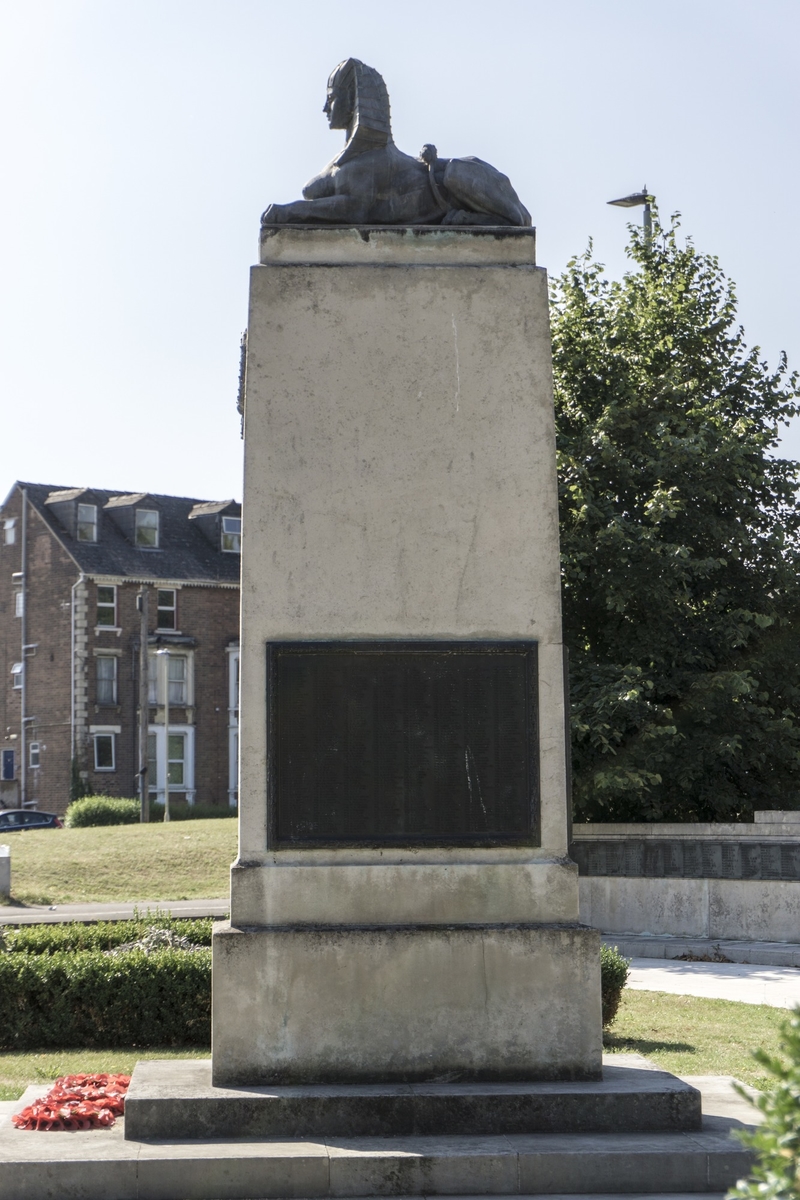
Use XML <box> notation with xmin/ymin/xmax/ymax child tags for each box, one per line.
<box><xmin>212</xmin><ymin>224</ymin><xmax>602</xmax><ymax>1085</ymax></box>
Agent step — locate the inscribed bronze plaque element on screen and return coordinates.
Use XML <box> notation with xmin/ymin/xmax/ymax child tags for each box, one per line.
<box><xmin>266</xmin><ymin>642</ymin><xmax>539</xmax><ymax>847</ymax></box>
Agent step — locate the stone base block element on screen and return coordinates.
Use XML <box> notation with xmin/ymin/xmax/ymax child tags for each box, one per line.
<box><xmin>125</xmin><ymin>1056</ymin><xmax>700</xmax><ymax>1141</ymax></box>
<box><xmin>0</xmin><ymin>1077</ymin><xmax>754</xmax><ymax>1200</ymax></box>
<box><xmin>212</xmin><ymin>922</ymin><xmax>601</xmax><ymax>1086</ymax></box>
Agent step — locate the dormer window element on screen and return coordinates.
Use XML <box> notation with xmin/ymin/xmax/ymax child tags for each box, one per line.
<box><xmin>135</xmin><ymin>509</ymin><xmax>159</xmax><ymax>548</ymax></box>
<box><xmin>77</xmin><ymin>503</ymin><xmax>98</xmax><ymax>542</ymax></box>
<box><xmin>221</xmin><ymin>516</ymin><xmax>241</xmax><ymax>553</ymax></box>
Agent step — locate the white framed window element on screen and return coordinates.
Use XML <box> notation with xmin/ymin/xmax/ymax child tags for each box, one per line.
<box><xmin>168</xmin><ymin>655</ymin><xmax>187</xmax><ymax>704</ymax></box>
<box><xmin>148</xmin><ymin>650</ymin><xmax>193</xmax><ymax>706</ymax></box>
<box><xmin>135</xmin><ymin>509</ymin><xmax>159</xmax><ymax>547</ymax></box>
<box><xmin>77</xmin><ymin>504</ymin><xmax>98</xmax><ymax>542</ymax></box>
<box><xmin>167</xmin><ymin>732</ymin><xmax>185</xmax><ymax>785</ymax></box>
<box><xmin>147</xmin><ymin>732</ymin><xmax>158</xmax><ymax>790</ymax></box>
<box><xmin>3</xmin><ymin>518</ymin><xmax>16</xmax><ymax>545</ymax></box>
<box><xmin>156</xmin><ymin>589</ymin><xmax>176</xmax><ymax>630</ymax></box>
<box><xmin>29</xmin><ymin>742</ymin><xmax>40</xmax><ymax>769</ymax></box>
<box><xmin>11</xmin><ymin>662</ymin><xmax>23</xmax><ymax>689</ymax></box>
<box><xmin>93</xmin><ymin>733</ymin><xmax>115</xmax><ymax>771</ymax></box>
<box><xmin>221</xmin><ymin>516</ymin><xmax>241</xmax><ymax>553</ymax></box>
<box><xmin>147</xmin><ymin>724</ymin><xmax>195</xmax><ymax>803</ymax></box>
<box><xmin>96</xmin><ymin>655</ymin><xmax>118</xmax><ymax>705</ymax></box>
<box><xmin>96</xmin><ymin>585</ymin><xmax>116</xmax><ymax>627</ymax></box>
<box><xmin>14</xmin><ymin>591</ymin><xmax>23</xmax><ymax>618</ymax></box>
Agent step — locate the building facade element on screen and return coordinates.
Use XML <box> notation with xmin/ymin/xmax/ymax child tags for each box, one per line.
<box><xmin>0</xmin><ymin>483</ymin><xmax>240</xmax><ymax>815</ymax></box>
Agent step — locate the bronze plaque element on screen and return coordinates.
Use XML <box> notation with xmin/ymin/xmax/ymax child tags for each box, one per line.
<box><xmin>266</xmin><ymin>641</ymin><xmax>539</xmax><ymax>847</ymax></box>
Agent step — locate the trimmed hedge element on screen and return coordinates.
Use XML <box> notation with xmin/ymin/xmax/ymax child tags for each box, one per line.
<box><xmin>0</xmin><ymin>948</ymin><xmax>211</xmax><ymax>1049</ymax></box>
<box><xmin>3</xmin><ymin>918</ymin><xmax>213</xmax><ymax>955</ymax></box>
<box><xmin>149</xmin><ymin>803</ymin><xmax>237</xmax><ymax>822</ymax></box>
<box><xmin>0</xmin><ymin>922</ymin><xmax>629</xmax><ymax>1049</ymax></box>
<box><xmin>65</xmin><ymin>796</ymin><xmax>140</xmax><ymax>828</ymax></box>
<box><xmin>601</xmin><ymin>943</ymin><xmax>630</xmax><ymax>1028</ymax></box>
<box><xmin>63</xmin><ymin>797</ymin><xmax>237</xmax><ymax>827</ymax></box>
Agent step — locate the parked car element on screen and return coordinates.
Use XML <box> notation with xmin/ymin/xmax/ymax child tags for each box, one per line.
<box><xmin>0</xmin><ymin>809</ymin><xmax>63</xmax><ymax>831</ymax></box>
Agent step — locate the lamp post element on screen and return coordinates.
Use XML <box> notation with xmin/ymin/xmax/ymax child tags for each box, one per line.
<box><xmin>156</xmin><ymin>647</ymin><xmax>171</xmax><ymax>823</ymax></box>
<box><xmin>607</xmin><ymin>186</ymin><xmax>653</xmax><ymax>245</ymax></box>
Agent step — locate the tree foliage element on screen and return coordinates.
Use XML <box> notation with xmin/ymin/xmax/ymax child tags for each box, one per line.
<box><xmin>551</xmin><ymin>214</ymin><xmax>800</xmax><ymax>822</ymax></box>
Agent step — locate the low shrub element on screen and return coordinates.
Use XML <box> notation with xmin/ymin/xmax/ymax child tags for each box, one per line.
<box><xmin>0</xmin><ymin>948</ymin><xmax>211</xmax><ymax>1049</ymax></box>
<box><xmin>600</xmin><ymin>943</ymin><xmax>630</xmax><ymax>1028</ymax></box>
<box><xmin>730</xmin><ymin>1006</ymin><xmax>800</xmax><ymax>1200</ymax></box>
<box><xmin>148</xmin><ymin>802</ymin><xmax>237</xmax><ymax>822</ymax></box>
<box><xmin>3</xmin><ymin>917</ymin><xmax>214</xmax><ymax>955</ymax></box>
<box><xmin>65</xmin><ymin>796</ymin><xmax>140</xmax><ymax>828</ymax></box>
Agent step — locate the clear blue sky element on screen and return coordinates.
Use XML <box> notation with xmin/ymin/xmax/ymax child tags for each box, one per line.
<box><xmin>1</xmin><ymin>0</ymin><xmax>798</xmax><ymax>504</ymax></box>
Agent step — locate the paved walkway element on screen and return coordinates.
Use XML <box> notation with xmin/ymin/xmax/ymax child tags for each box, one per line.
<box><xmin>604</xmin><ymin>931</ymin><xmax>800</xmax><ymax>968</ymax></box>
<box><xmin>628</xmin><ymin>956</ymin><xmax>800</xmax><ymax>1008</ymax></box>
<box><xmin>0</xmin><ymin>897</ymin><xmax>229</xmax><ymax>925</ymax></box>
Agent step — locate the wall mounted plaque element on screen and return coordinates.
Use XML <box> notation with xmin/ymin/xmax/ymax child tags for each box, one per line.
<box><xmin>266</xmin><ymin>641</ymin><xmax>539</xmax><ymax>848</ymax></box>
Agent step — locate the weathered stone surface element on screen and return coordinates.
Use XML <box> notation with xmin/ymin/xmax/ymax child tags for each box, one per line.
<box><xmin>212</xmin><ymin>922</ymin><xmax>601</xmax><ymax>1086</ymax></box>
<box><xmin>219</xmin><ymin>225</ymin><xmax>590</xmax><ymax>1087</ymax></box>
<box><xmin>581</xmin><ymin>875</ymin><xmax>800</xmax><ymax>942</ymax></box>
<box><xmin>238</xmin><ymin>226</ymin><xmax>567</xmax><ymax>865</ymax></box>
<box><xmin>0</xmin><ymin>1075</ymin><xmax>754</xmax><ymax>1200</ymax></box>
<box><xmin>125</xmin><ymin>1056</ymin><xmax>700</xmax><ymax>1141</ymax></box>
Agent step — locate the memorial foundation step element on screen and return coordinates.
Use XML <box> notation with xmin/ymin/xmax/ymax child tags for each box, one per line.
<box><xmin>124</xmin><ymin>1056</ymin><xmax>701</xmax><ymax>1141</ymax></box>
<box><xmin>0</xmin><ymin>1066</ymin><xmax>756</xmax><ymax>1200</ymax></box>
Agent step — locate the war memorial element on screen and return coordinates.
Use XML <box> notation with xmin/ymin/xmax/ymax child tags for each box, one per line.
<box><xmin>0</xmin><ymin>58</ymin><xmax>755</xmax><ymax>1200</ymax></box>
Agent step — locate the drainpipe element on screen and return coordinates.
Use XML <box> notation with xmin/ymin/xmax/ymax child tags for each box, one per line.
<box><xmin>19</xmin><ymin>489</ymin><xmax>27</xmax><ymax>808</ymax></box>
<box><xmin>70</xmin><ymin>572</ymin><xmax>86</xmax><ymax>762</ymax></box>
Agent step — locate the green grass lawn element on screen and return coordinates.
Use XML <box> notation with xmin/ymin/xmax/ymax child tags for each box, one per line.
<box><xmin>0</xmin><ymin>991</ymin><xmax>787</xmax><ymax>1102</ymax></box>
<box><xmin>606</xmin><ymin>990</ymin><xmax>788</xmax><ymax>1088</ymax></box>
<box><xmin>0</xmin><ymin>1049</ymin><xmax>209</xmax><ymax>1102</ymax></box>
<box><xmin>1</xmin><ymin>819</ymin><xmax>237</xmax><ymax>906</ymax></box>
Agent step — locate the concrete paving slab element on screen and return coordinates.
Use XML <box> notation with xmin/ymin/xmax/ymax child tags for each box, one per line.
<box><xmin>0</xmin><ymin>897</ymin><xmax>229</xmax><ymax>925</ymax></box>
<box><xmin>680</xmin><ymin>1076</ymin><xmax>760</xmax><ymax>1128</ymax></box>
<box><xmin>136</xmin><ymin>1136</ymin><xmax>330</xmax><ymax>1200</ymax></box>
<box><xmin>326</xmin><ymin>1134</ymin><xmax>519</xmax><ymax>1197</ymax></box>
<box><xmin>627</xmin><ymin>957</ymin><xmax>800</xmax><ymax>1007</ymax></box>
<box><xmin>512</xmin><ymin>1129</ymin><xmax>751</xmax><ymax>1195</ymax></box>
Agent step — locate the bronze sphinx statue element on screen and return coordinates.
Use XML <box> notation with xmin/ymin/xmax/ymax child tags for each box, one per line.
<box><xmin>261</xmin><ymin>59</ymin><xmax>531</xmax><ymax>228</ymax></box>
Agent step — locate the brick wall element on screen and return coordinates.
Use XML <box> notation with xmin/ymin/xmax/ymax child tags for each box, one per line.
<box><xmin>0</xmin><ymin>485</ymin><xmax>241</xmax><ymax>816</ymax></box>
<box><xmin>0</xmin><ymin>494</ymin><xmax>76</xmax><ymax>812</ymax></box>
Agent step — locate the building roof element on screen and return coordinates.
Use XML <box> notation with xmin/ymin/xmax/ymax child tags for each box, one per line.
<box><xmin>10</xmin><ymin>482</ymin><xmax>241</xmax><ymax>585</ymax></box>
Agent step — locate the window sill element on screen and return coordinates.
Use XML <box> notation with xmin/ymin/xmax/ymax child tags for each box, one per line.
<box><xmin>95</xmin><ymin>626</ymin><xmax>122</xmax><ymax>635</ymax></box>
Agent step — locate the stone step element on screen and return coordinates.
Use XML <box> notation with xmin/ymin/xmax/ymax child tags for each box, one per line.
<box><xmin>0</xmin><ymin>1100</ymin><xmax>753</xmax><ymax>1200</ymax></box>
<box><xmin>124</xmin><ymin>1056</ymin><xmax>701</xmax><ymax>1141</ymax></box>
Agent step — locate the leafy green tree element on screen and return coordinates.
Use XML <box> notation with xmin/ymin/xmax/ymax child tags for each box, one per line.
<box><xmin>551</xmin><ymin>214</ymin><xmax>800</xmax><ymax>822</ymax></box>
<box><xmin>731</xmin><ymin>1007</ymin><xmax>800</xmax><ymax>1200</ymax></box>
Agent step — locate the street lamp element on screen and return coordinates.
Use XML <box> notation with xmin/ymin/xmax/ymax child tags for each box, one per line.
<box><xmin>156</xmin><ymin>647</ymin><xmax>171</xmax><ymax>823</ymax></box>
<box><xmin>607</xmin><ymin>186</ymin><xmax>653</xmax><ymax>244</ymax></box>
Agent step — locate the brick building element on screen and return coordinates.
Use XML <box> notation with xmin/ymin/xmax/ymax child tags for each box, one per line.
<box><xmin>0</xmin><ymin>483</ymin><xmax>240</xmax><ymax>815</ymax></box>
